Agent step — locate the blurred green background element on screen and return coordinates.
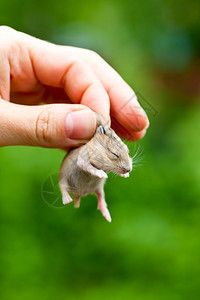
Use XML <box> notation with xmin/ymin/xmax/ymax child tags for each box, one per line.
<box><xmin>0</xmin><ymin>0</ymin><xmax>200</xmax><ymax>299</ymax></box>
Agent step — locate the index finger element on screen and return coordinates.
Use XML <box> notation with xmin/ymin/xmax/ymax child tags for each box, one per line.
<box><xmin>79</xmin><ymin>49</ymin><xmax>149</xmax><ymax>132</ymax></box>
<box><xmin>22</xmin><ymin>34</ymin><xmax>110</xmax><ymax>121</ymax></box>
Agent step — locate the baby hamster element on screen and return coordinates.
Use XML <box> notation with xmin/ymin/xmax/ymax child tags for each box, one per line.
<box><xmin>59</xmin><ymin>113</ymin><xmax>132</xmax><ymax>222</ymax></box>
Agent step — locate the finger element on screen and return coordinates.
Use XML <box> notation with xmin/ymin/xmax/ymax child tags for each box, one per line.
<box><xmin>111</xmin><ymin>116</ymin><xmax>147</xmax><ymax>141</ymax></box>
<box><xmin>0</xmin><ymin>99</ymin><xmax>97</xmax><ymax>148</ymax></box>
<box><xmin>0</xmin><ymin>55</ymin><xmax>10</xmax><ymax>101</ymax></box>
<box><xmin>10</xmin><ymin>90</ymin><xmax>45</xmax><ymax>105</ymax></box>
<box><xmin>26</xmin><ymin>38</ymin><xmax>110</xmax><ymax>122</ymax></box>
<box><xmin>10</xmin><ymin>87</ymin><xmax>71</xmax><ymax>105</ymax></box>
<box><xmin>80</xmin><ymin>49</ymin><xmax>149</xmax><ymax>132</ymax></box>
<box><xmin>62</xmin><ymin>60</ymin><xmax>110</xmax><ymax>123</ymax></box>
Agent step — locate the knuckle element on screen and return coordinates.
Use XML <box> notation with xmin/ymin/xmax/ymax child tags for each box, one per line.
<box><xmin>71</xmin><ymin>58</ymin><xmax>84</xmax><ymax>70</ymax></box>
<box><xmin>0</xmin><ymin>25</ymin><xmax>13</xmax><ymax>34</ymax></box>
<box><xmin>0</xmin><ymin>26</ymin><xmax>18</xmax><ymax>54</ymax></box>
<box><xmin>35</xmin><ymin>108</ymin><xmax>56</xmax><ymax>146</ymax></box>
<box><xmin>88</xmin><ymin>49</ymin><xmax>101</xmax><ymax>60</ymax></box>
<box><xmin>82</xmin><ymin>48</ymin><xmax>101</xmax><ymax>61</ymax></box>
<box><xmin>64</xmin><ymin>58</ymin><xmax>86</xmax><ymax>82</ymax></box>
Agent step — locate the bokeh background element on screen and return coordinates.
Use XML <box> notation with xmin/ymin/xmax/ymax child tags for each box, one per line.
<box><xmin>0</xmin><ymin>0</ymin><xmax>200</xmax><ymax>299</ymax></box>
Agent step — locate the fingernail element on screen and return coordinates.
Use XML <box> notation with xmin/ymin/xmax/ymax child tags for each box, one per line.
<box><xmin>140</xmin><ymin>129</ymin><xmax>147</xmax><ymax>139</ymax></box>
<box><xmin>65</xmin><ymin>110</ymin><xmax>96</xmax><ymax>140</ymax></box>
<box><xmin>145</xmin><ymin>116</ymin><xmax>150</xmax><ymax>130</ymax></box>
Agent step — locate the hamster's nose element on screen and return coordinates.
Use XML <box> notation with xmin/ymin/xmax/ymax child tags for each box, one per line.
<box><xmin>124</xmin><ymin>167</ymin><xmax>131</xmax><ymax>173</ymax></box>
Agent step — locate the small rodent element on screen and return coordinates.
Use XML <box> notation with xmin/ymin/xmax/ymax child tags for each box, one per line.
<box><xmin>59</xmin><ymin>113</ymin><xmax>132</xmax><ymax>222</ymax></box>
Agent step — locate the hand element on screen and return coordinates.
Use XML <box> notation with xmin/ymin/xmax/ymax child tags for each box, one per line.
<box><xmin>0</xmin><ymin>26</ymin><xmax>149</xmax><ymax>148</ymax></box>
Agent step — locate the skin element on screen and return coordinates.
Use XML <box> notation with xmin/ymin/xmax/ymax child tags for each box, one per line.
<box><xmin>0</xmin><ymin>26</ymin><xmax>149</xmax><ymax>149</ymax></box>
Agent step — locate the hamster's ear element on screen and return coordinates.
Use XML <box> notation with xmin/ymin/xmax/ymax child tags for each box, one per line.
<box><xmin>97</xmin><ymin>125</ymin><xmax>105</xmax><ymax>134</ymax></box>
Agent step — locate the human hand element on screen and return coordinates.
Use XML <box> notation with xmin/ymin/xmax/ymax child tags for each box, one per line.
<box><xmin>0</xmin><ymin>26</ymin><xmax>149</xmax><ymax>148</ymax></box>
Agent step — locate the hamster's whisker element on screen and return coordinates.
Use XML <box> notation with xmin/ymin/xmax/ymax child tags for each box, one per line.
<box><xmin>109</xmin><ymin>173</ymin><xmax>115</xmax><ymax>178</ymax></box>
<box><xmin>133</xmin><ymin>156</ymin><xmax>145</xmax><ymax>163</ymax></box>
<box><xmin>132</xmin><ymin>152</ymin><xmax>145</xmax><ymax>168</ymax></box>
<box><xmin>132</xmin><ymin>159</ymin><xmax>144</xmax><ymax>164</ymax></box>
<box><xmin>131</xmin><ymin>146</ymin><xmax>140</xmax><ymax>159</ymax></box>
<box><xmin>132</xmin><ymin>163</ymin><xmax>143</xmax><ymax>167</ymax></box>
<box><xmin>132</xmin><ymin>164</ymin><xmax>143</xmax><ymax>169</ymax></box>
<box><xmin>131</xmin><ymin>144</ymin><xmax>144</xmax><ymax>160</ymax></box>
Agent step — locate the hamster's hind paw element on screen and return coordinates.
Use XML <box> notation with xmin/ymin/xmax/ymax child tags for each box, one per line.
<box><xmin>62</xmin><ymin>192</ymin><xmax>73</xmax><ymax>205</ymax></box>
<box><xmin>74</xmin><ymin>198</ymin><xmax>81</xmax><ymax>208</ymax></box>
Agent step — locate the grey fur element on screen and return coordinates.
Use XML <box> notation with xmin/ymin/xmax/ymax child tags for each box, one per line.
<box><xmin>59</xmin><ymin>113</ymin><xmax>132</xmax><ymax>221</ymax></box>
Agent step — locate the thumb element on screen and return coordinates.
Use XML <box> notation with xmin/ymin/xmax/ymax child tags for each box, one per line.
<box><xmin>0</xmin><ymin>100</ymin><xmax>97</xmax><ymax>148</ymax></box>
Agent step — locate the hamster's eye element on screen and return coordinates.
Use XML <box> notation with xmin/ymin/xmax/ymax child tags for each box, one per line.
<box><xmin>97</xmin><ymin>125</ymin><xmax>105</xmax><ymax>134</ymax></box>
<box><xmin>110</xmin><ymin>151</ymin><xmax>119</xmax><ymax>158</ymax></box>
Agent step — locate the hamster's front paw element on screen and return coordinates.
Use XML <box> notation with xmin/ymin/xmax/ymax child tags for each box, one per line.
<box><xmin>93</xmin><ymin>169</ymin><xmax>108</xmax><ymax>178</ymax></box>
<box><xmin>120</xmin><ymin>173</ymin><xmax>129</xmax><ymax>178</ymax></box>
